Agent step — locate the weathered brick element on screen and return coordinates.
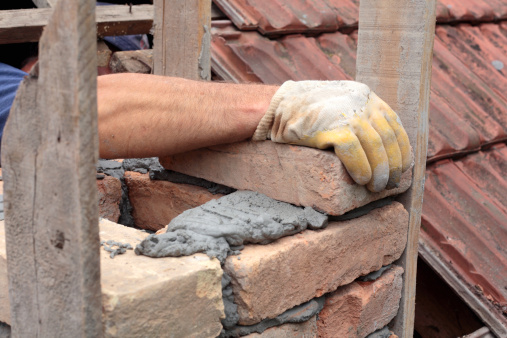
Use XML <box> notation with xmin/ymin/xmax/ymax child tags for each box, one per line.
<box><xmin>159</xmin><ymin>141</ymin><xmax>412</xmax><ymax>216</ymax></box>
<box><xmin>124</xmin><ymin>171</ymin><xmax>222</xmax><ymax>231</ymax></box>
<box><xmin>224</xmin><ymin>202</ymin><xmax>408</xmax><ymax>325</ymax></box>
<box><xmin>317</xmin><ymin>266</ymin><xmax>404</xmax><ymax>338</ymax></box>
<box><xmin>0</xmin><ymin>220</ymin><xmax>225</xmax><ymax>337</ymax></box>
<box><xmin>110</xmin><ymin>49</ymin><xmax>153</xmax><ymax>74</ymax></box>
<box><xmin>97</xmin><ymin>175</ymin><xmax>122</xmax><ymax>223</ymax></box>
<box><xmin>244</xmin><ymin>316</ymin><xmax>318</xmax><ymax>337</ymax></box>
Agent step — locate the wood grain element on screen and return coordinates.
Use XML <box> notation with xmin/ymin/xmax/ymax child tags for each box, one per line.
<box><xmin>1</xmin><ymin>0</ymin><xmax>102</xmax><ymax>336</ymax></box>
<box><xmin>153</xmin><ymin>0</ymin><xmax>211</xmax><ymax>79</ymax></box>
<box><xmin>355</xmin><ymin>0</ymin><xmax>436</xmax><ymax>336</ymax></box>
<box><xmin>0</xmin><ymin>5</ymin><xmax>153</xmax><ymax>44</ymax></box>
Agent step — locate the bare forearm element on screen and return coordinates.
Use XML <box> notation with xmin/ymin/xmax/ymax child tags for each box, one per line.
<box><xmin>97</xmin><ymin>73</ymin><xmax>278</xmax><ymax>159</ymax></box>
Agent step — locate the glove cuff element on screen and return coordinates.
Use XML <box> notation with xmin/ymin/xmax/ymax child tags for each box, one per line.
<box><xmin>252</xmin><ymin>81</ymin><xmax>296</xmax><ymax>141</ymax></box>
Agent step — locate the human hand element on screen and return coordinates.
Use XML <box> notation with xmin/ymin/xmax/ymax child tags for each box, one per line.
<box><xmin>252</xmin><ymin>80</ymin><xmax>412</xmax><ymax>192</ymax></box>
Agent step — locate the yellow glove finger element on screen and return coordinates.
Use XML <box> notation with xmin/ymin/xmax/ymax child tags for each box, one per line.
<box><xmin>300</xmin><ymin>129</ymin><xmax>372</xmax><ymax>186</ymax></box>
<box><xmin>369</xmin><ymin>112</ymin><xmax>402</xmax><ymax>189</ymax></box>
<box><xmin>352</xmin><ymin>118</ymin><xmax>390</xmax><ymax>192</ymax></box>
<box><xmin>383</xmin><ymin>108</ymin><xmax>412</xmax><ymax>172</ymax></box>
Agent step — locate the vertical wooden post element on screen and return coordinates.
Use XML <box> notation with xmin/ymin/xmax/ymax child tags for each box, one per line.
<box><xmin>355</xmin><ymin>0</ymin><xmax>436</xmax><ymax>336</ymax></box>
<box><xmin>1</xmin><ymin>0</ymin><xmax>102</xmax><ymax>336</ymax></box>
<box><xmin>153</xmin><ymin>0</ymin><xmax>211</xmax><ymax>80</ymax></box>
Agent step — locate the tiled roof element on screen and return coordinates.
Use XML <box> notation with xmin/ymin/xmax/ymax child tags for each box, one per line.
<box><xmin>214</xmin><ymin>0</ymin><xmax>507</xmax><ymax>35</ymax></box>
<box><xmin>211</xmin><ymin>21</ymin><xmax>507</xmax><ymax>161</ymax></box>
<box><xmin>209</xmin><ymin>0</ymin><xmax>507</xmax><ymax>332</ymax></box>
<box><xmin>421</xmin><ymin>144</ymin><xmax>507</xmax><ymax>318</ymax></box>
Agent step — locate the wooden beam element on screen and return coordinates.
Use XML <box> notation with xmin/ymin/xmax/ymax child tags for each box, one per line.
<box><xmin>1</xmin><ymin>0</ymin><xmax>102</xmax><ymax>336</ymax></box>
<box><xmin>355</xmin><ymin>0</ymin><xmax>436</xmax><ymax>336</ymax></box>
<box><xmin>153</xmin><ymin>0</ymin><xmax>211</xmax><ymax>80</ymax></box>
<box><xmin>0</xmin><ymin>5</ymin><xmax>153</xmax><ymax>44</ymax></box>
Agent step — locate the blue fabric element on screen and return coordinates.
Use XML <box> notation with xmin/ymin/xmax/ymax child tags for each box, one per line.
<box><xmin>0</xmin><ymin>2</ymin><xmax>148</xmax><ymax>162</ymax></box>
<box><xmin>0</xmin><ymin>62</ymin><xmax>26</xmax><ymax>161</ymax></box>
<box><xmin>97</xmin><ymin>2</ymin><xmax>150</xmax><ymax>51</ymax></box>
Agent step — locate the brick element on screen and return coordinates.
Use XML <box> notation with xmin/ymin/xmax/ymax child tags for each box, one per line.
<box><xmin>317</xmin><ymin>266</ymin><xmax>404</xmax><ymax>338</ymax></box>
<box><xmin>0</xmin><ymin>220</ymin><xmax>225</xmax><ymax>337</ymax></box>
<box><xmin>244</xmin><ymin>316</ymin><xmax>318</xmax><ymax>337</ymax></box>
<box><xmin>159</xmin><ymin>141</ymin><xmax>412</xmax><ymax>216</ymax></box>
<box><xmin>97</xmin><ymin>40</ymin><xmax>112</xmax><ymax>68</ymax></box>
<box><xmin>97</xmin><ymin>175</ymin><xmax>122</xmax><ymax>223</ymax></box>
<box><xmin>110</xmin><ymin>49</ymin><xmax>153</xmax><ymax>74</ymax></box>
<box><xmin>124</xmin><ymin>172</ymin><xmax>222</xmax><ymax>231</ymax></box>
<box><xmin>224</xmin><ymin>202</ymin><xmax>408</xmax><ymax>325</ymax></box>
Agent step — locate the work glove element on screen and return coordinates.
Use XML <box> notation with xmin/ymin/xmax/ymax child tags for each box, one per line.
<box><xmin>252</xmin><ymin>80</ymin><xmax>412</xmax><ymax>192</ymax></box>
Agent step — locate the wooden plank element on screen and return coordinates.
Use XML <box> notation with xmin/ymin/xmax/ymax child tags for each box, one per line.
<box><xmin>419</xmin><ymin>241</ymin><xmax>507</xmax><ymax>337</ymax></box>
<box><xmin>153</xmin><ymin>0</ymin><xmax>211</xmax><ymax>79</ymax></box>
<box><xmin>1</xmin><ymin>0</ymin><xmax>102</xmax><ymax>336</ymax></box>
<box><xmin>0</xmin><ymin>5</ymin><xmax>153</xmax><ymax>44</ymax></box>
<box><xmin>355</xmin><ymin>0</ymin><xmax>436</xmax><ymax>336</ymax></box>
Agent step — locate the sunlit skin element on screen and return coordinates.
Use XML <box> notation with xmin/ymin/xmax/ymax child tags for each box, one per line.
<box><xmin>97</xmin><ymin>75</ymin><xmax>410</xmax><ymax>192</ymax></box>
<box><xmin>97</xmin><ymin>73</ymin><xmax>277</xmax><ymax>159</ymax></box>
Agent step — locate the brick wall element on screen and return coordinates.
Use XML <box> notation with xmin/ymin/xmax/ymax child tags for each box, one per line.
<box><xmin>1</xmin><ymin>142</ymin><xmax>408</xmax><ymax>337</ymax></box>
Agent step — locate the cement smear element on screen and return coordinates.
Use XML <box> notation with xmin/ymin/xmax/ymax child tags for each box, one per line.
<box><xmin>121</xmin><ymin>156</ymin><xmax>235</xmax><ymax>194</ymax></box>
<box><xmin>358</xmin><ymin>264</ymin><xmax>392</xmax><ymax>282</ymax></box>
<box><xmin>150</xmin><ymin>168</ymin><xmax>235</xmax><ymax>195</ymax></box>
<box><xmin>329</xmin><ymin>197</ymin><xmax>394</xmax><ymax>222</ymax></box>
<box><xmin>100</xmin><ymin>240</ymin><xmax>133</xmax><ymax>259</ymax></box>
<box><xmin>220</xmin><ymin>296</ymin><xmax>325</xmax><ymax>337</ymax></box>
<box><xmin>122</xmin><ymin>157</ymin><xmax>164</xmax><ymax>174</ymax></box>
<box><xmin>97</xmin><ymin>159</ymin><xmax>135</xmax><ymax>226</ymax></box>
<box><xmin>221</xmin><ymin>272</ymin><xmax>240</xmax><ymax>329</ymax></box>
<box><xmin>366</xmin><ymin>326</ymin><xmax>392</xmax><ymax>338</ymax></box>
<box><xmin>134</xmin><ymin>191</ymin><xmax>328</xmax><ymax>263</ymax></box>
<box><xmin>96</xmin><ymin>158</ymin><xmax>237</xmax><ymax>227</ymax></box>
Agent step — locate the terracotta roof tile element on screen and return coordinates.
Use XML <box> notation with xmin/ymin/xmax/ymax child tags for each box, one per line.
<box><xmin>435</xmin><ymin>25</ymin><xmax>507</xmax><ymax>101</ymax></box>
<box><xmin>421</xmin><ymin>145</ymin><xmax>507</xmax><ymax>318</ymax></box>
<box><xmin>431</xmin><ymin>37</ymin><xmax>507</xmax><ymax>147</ymax></box>
<box><xmin>211</xmin><ymin>22</ymin><xmax>351</xmax><ymax>84</ymax></box>
<box><xmin>213</xmin><ymin>0</ymin><xmax>507</xmax><ymax>35</ymax></box>
<box><xmin>210</xmin><ymin>21</ymin><xmax>507</xmax><ymax>160</ymax></box>
<box><xmin>437</xmin><ymin>0</ymin><xmax>496</xmax><ymax>22</ymax></box>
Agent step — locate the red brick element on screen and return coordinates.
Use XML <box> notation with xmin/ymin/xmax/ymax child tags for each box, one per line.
<box><xmin>159</xmin><ymin>141</ymin><xmax>412</xmax><ymax>216</ymax></box>
<box><xmin>317</xmin><ymin>266</ymin><xmax>404</xmax><ymax>338</ymax></box>
<box><xmin>97</xmin><ymin>175</ymin><xmax>122</xmax><ymax>223</ymax></box>
<box><xmin>224</xmin><ymin>202</ymin><xmax>408</xmax><ymax>325</ymax></box>
<box><xmin>124</xmin><ymin>172</ymin><xmax>222</xmax><ymax>231</ymax></box>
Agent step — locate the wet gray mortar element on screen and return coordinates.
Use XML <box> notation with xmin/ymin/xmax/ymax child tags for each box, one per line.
<box><xmin>134</xmin><ymin>188</ymin><xmax>394</xmax><ymax>335</ymax></box>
